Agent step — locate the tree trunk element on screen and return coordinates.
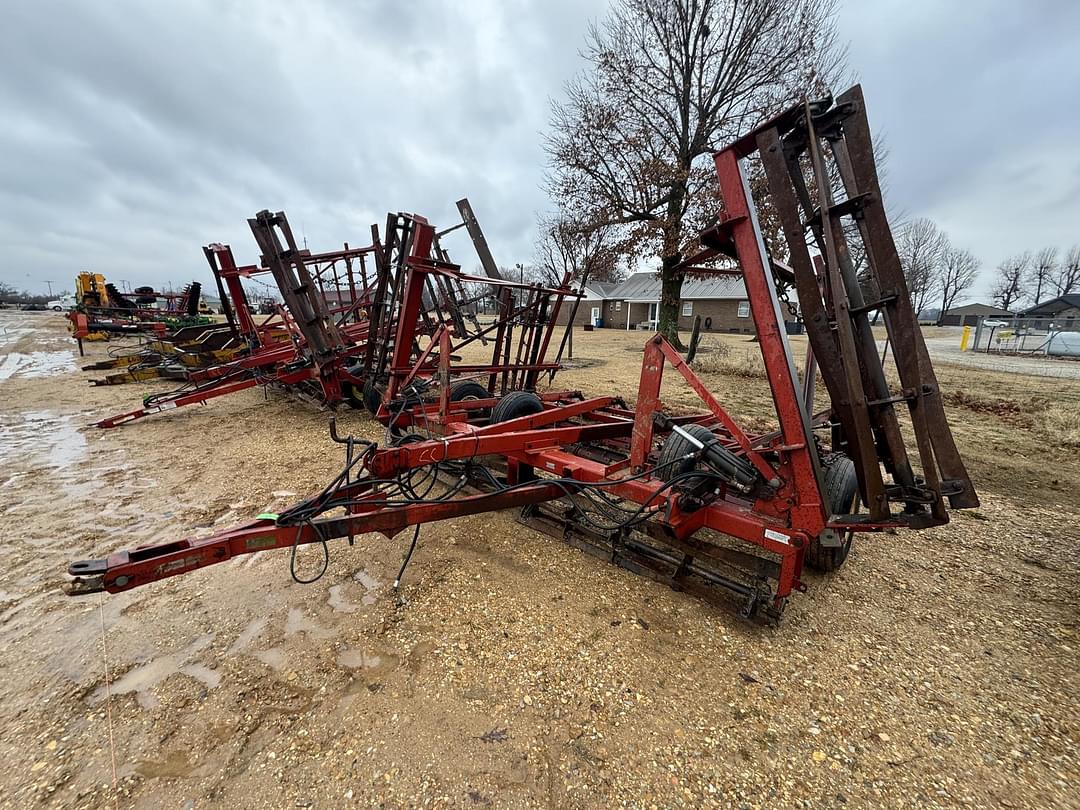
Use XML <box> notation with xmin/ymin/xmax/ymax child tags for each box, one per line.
<box><xmin>658</xmin><ymin>253</ymin><xmax>685</xmax><ymax>349</ymax></box>
<box><xmin>936</xmin><ymin>292</ymin><xmax>949</xmax><ymax>326</ymax></box>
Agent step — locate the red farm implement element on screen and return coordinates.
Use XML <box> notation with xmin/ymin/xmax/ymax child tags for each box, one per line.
<box><xmin>69</xmin><ymin>87</ymin><xmax>978</xmax><ymax>621</ymax></box>
<box><xmin>353</xmin><ymin>209</ymin><xmax>579</xmax><ymax>429</ymax></box>
<box><xmin>67</xmin><ymin>312</ymin><xmax>168</xmax><ymax>346</ymax></box>
<box><xmin>90</xmin><ymin>216</ymin><xmax>381</xmax><ymax>427</ymax></box>
<box><xmin>92</xmin><ymin>200</ymin><xmax>579</xmax><ymax>429</ymax></box>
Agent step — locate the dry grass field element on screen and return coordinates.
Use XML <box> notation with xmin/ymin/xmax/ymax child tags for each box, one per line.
<box><xmin>1</xmin><ymin>311</ymin><xmax>1077</xmax><ymax>809</ymax></box>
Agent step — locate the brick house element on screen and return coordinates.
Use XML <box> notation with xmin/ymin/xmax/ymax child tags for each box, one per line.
<box><xmin>600</xmin><ymin>272</ymin><xmax>791</xmax><ymax>334</ymax></box>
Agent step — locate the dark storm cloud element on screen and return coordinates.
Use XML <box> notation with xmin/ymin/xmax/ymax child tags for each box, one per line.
<box><xmin>839</xmin><ymin>0</ymin><xmax>1080</xmax><ymax>300</ymax></box>
<box><xmin>0</xmin><ymin>0</ymin><xmax>606</xmax><ymax>293</ymax></box>
<box><xmin>3</xmin><ymin>1</ymin><xmax>1077</xmax><ymax>300</ymax></box>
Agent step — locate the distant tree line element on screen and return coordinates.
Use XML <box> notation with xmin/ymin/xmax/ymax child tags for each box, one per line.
<box><xmin>990</xmin><ymin>246</ymin><xmax>1080</xmax><ymax>312</ymax></box>
<box><xmin>895</xmin><ymin>218</ymin><xmax>1078</xmax><ymax>322</ymax></box>
<box><xmin>0</xmin><ymin>281</ymin><xmax>55</xmax><ymax>306</ymax></box>
<box><xmin>894</xmin><ymin>218</ymin><xmax>980</xmax><ymax>324</ymax></box>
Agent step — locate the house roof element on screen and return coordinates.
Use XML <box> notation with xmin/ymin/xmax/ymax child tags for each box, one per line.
<box><xmin>943</xmin><ymin>303</ymin><xmax>1012</xmax><ymax>316</ymax></box>
<box><xmin>591</xmin><ymin>281</ymin><xmax>619</xmax><ymax>297</ymax></box>
<box><xmin>1020</xmin><ymin>294</ymin><xmax>1080</xmax><ymax>316</ymax></box>
<box><xmin>609</xmin><ymin>272</ymin><xmax>746</xmax><ymax>301</ymax></box>
<box><xmin>582</xmin><ymin>281</ymin><xmax>619</xmax><ymax>298</ymax></box>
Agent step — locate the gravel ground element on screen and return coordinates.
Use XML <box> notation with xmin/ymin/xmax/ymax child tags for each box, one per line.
<box><xmin>1</xmin><ymin>311</ymin><xmax>1077</xmax><ymax>809</ymax></box>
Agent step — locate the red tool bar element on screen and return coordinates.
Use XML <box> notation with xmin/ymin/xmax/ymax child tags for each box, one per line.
<box><xmin>68</xmin><ymin>481</ymin><xmax>572</xmax><ymax>595</ymax></box>
<box><xmin>93</xmin><ymin>376</ymin><xmax>262</xmax><ymax>428</ymax></box>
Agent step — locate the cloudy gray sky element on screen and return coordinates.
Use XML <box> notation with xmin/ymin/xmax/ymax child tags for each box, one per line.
<box><xmin>2</xmin><ymin>0</ymin><xmax>1078</xmax><ymax>304</ymax></box>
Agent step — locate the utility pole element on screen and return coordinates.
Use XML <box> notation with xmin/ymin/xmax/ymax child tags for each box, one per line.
<box><xmin>44</xmin><ymin>280</ymin><xmax>54</xmax><ymax>297</ymax></box>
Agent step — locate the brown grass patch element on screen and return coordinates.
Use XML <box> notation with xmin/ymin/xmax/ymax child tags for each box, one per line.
<box><xmin>943</xmin><ymin>390</ymin><xmax>1050</xmax><ymax>427</ymax></box>
<box><xmin>691</xmin><ymin>339</ymin><xmax>767</xmax><ymax>379</ymax></box>
<box><xmin>1038</xmin><ymin>404</ymin><xmax>1080</xmax><ymax>447</ymax></box>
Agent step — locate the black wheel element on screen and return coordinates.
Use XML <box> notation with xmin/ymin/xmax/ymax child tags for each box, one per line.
<box><xmin>341</xmin><ymin>365</ymin><xmax>367</xmax><ymax>409</ymax></box>
<box><xmin>341</xmin><ymin>382</ymin><xmax>364</xmax><ymax>409</ymax></box>
<box><xmin>362</xmin><ymin>380</ymin><xmax>384</xmax><ymax>414</ymax></box>
<box><xmin>490</xmin><ymin>391</ymin><xmax>544</xmax><ymax>423</ymax></box>
<box><xmin>656</xmin><ymin>423</ymin><xmax>716</xmax><ymax>481</ymax></box>
<box><xmin>449</xmin><ymin>381</ymin><xmax>490</xmax><ymax>402</ymax></box>
<box><xmin>805</xmin><ymin>454</ymin><xmax>859</xmax><ymax>572</ymax></box>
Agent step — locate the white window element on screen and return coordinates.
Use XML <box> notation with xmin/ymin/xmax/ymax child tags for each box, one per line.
<box><xmin>614</xmin><ymin>300</ymin><xmax>622</xmax><ymax>311</ymax></box>
<box><xmin>737</xmin><ymin>301</ymin><xmax>750</xmax><ymax>318</ymax></box>
<box><xmin>681</xmin><ymin>301</ymin><xmax>693</xmax><ymax>317</ymax></box>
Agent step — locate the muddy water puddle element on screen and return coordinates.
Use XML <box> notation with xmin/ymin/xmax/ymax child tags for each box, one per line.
<box><xmin>0</xmin><ymin>350</ymin><xmax>76</xmax><ymax>380</ymax></box>
<box><xmin>229</xmin><ymin>616</ymin><xmax>269</xmax><ymax>652</ymax></box>
<box><xmin>255</xmin><ymin>647</ymin><xmax>288</xmax><ymax>671</ymax></box>
<box><xmin>0</xmin><ymin>409</ymin><xmax>88</xmax><ymax>475</ymax></box>
<box><xmin>328</xmin><ymin>571</ymin><xmax>381</xmax><ymax>612</ymax></box>
<box><xmin>285</xmin><ymin>606</ymin><xmax>334</xmax><ymax>639</ymax></box>
<box><xmin>91</xmin><ymin>633</ymin><xmax>220</xmax><ymax>709</ymax></box>
<box><xmin>352</xmin><ymin>568</ymin><xmax>381</xmax><ymax>604</ymax></box>
<box><xmin>0</xmin><ymin>409</ymin><xmax>183</xmax><ymax>547</ymax></box>
<box><xmin>135</xmin><ymin>749</ymin><xmax>203</xmax><ymax>779</ymax></box>
<box><xmin>0</xmin><ymin>410</ymin><xmax>122</xmax><ymax>521</ymax></box>
<box><xmin>337</xmin><ymin>648</ymin><xmax>398</xmax><ymax>675</ymax></box>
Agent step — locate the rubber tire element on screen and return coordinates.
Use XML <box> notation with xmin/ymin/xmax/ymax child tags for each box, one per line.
<box><xmin>656</xmin><ymin>423</ymin><xmax>716</xmax><ymax>482</ymax></box>
<box><xmin>805</xmin><ymin>454</ymin><xmax>859</xmax><ymax>572</ymax></box>
<box><xmin>340</xmin><ymin>381</ymin><xmax>362</xmax><ymax>409</ymax></box>
<box><xmin>340</xmin><ymin>365</ymin><xmax>367</xmax><ymax>409</ymax></box>
<box><xmin>362</xmin><ymin>380</ymin><xmax>383</xmax><ymax>414</ymax></box>
<box><xmin>449</xmin><ymin>381</ymin><xmax>490</xmax><ymax>402</ymax></box>
<box><xmin>490</xmin><ymin>391</ymin><xmax>544</xmax><ymax>423</ymax></box>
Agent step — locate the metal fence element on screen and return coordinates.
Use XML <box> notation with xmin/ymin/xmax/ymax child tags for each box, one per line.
<box><xmin>968</xmin><ymin>316</ymin><xmax>1080</xmax><ymax>358</ymax></box>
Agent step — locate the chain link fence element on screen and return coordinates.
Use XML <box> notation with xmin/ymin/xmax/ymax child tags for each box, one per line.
<box><xmin>968</xmin><ymin>316</ymin><xmax>1080</xmax><ymax>358</ymax></box>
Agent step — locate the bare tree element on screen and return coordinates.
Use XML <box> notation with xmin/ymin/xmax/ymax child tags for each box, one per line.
<box><xmin>895</xmin><ymin>217</ymin><xmax>947</xmax><ymax>316</ymax></box>
<box><xmin>536</xmin><ymin>216</ymin><xmax>623</xmax><ymax>287</ymax></box>
<box><xmin>1029</xmin><ymin>247</ymin><xmax>1057</xmax><ymax>305</ymax></box>
<box><xmin>545</xmin><ymin>0</ymin><xmax>844</xmax><ymax>346</ymax></box>
<box><xmin>935</xmin><ymin>246</ymin><xmax>979</xmax><ymax>324</ymax></box>
<box><xmin>991</xmin><ymin>253</ymin><xmax>1030</xmax><ymax>312</ymax></box>
<box><xmin>1052</xmin><ymin>245</ymin><xmax>1080</xmax><ymax>297</ymax></box>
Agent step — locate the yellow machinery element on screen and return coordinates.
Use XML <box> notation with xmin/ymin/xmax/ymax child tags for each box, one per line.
<box><xmin>75</xmin><ymin>272</ymin><xmax>110</xmax><ymax>309</ymax></box>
